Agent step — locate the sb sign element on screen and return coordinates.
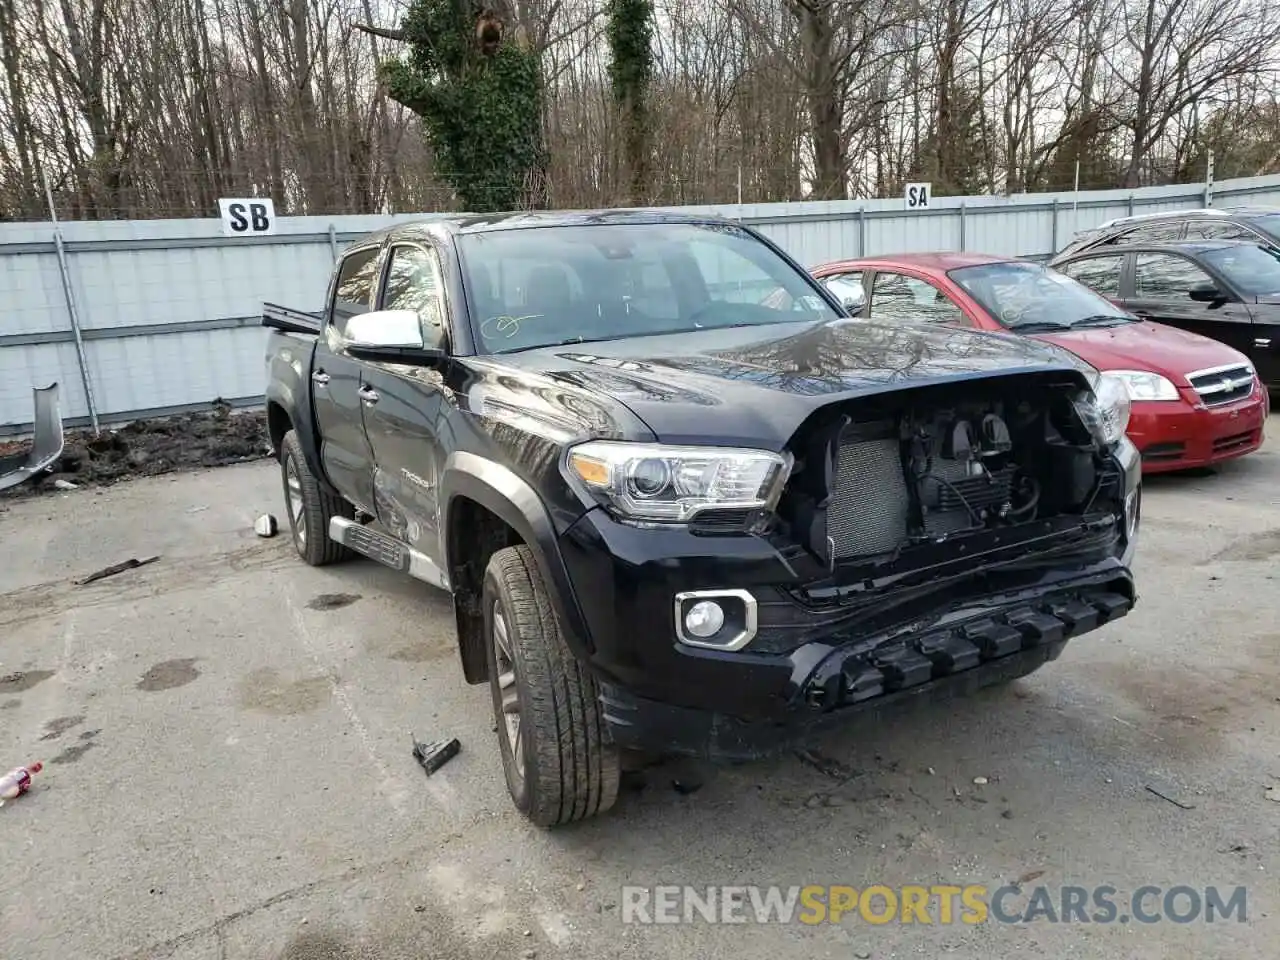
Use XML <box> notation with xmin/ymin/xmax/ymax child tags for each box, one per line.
<box><xmin>904</xmin><ymin>182</ymin><xmax>931</xmax><ymax>210</ymax></box>
<box><xmin>218</xmin><ymin>198</ymin><xmax>277</xmax><ymax>237</ymax></box>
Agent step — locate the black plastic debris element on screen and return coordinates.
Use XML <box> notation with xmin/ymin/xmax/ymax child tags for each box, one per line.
<box><xmin>76</xmin><ymin>556</ymin><xmax>160</xmax><ymax>585</ymax></box>
<box><xmin>411</xmin><ymin>736</ymin><xmax>460</xmax><ymax>775</ymax></box>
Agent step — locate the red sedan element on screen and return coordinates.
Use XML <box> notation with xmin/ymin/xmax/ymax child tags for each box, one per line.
<box><xmin>809</xmin><ymin>253</ymin><xmax>1268</xmax><ymax>473</ymax></box>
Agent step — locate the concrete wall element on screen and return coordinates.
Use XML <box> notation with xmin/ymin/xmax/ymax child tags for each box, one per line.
<box><xmin>4</xmin><ymin>174</ymin><xmax>1279</xmax><ymax>433</ymax></box>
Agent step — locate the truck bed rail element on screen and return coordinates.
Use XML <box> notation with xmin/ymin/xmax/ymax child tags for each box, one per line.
<box><xmin>263</xmin><ymin>302</ymin><xmax>322</xmax><ymax>335</ymax></box>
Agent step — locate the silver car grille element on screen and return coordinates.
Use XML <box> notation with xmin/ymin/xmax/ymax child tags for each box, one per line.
<box><xmin>1187</xmin><ymin>363</ymin><xmax>1255</xmax><ymax>406</ymax></box>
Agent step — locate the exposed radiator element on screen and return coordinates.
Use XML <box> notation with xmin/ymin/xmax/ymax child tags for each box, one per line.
<box><xmin>826</xmin><ymin>432</ymin><xmax>911</xmax><ymax>557</ymax></box>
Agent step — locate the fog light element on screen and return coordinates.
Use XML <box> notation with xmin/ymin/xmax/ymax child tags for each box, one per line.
<box><xmin>684</xmin><ymin>600</ymin><xmax>725</xmax><ymax>638</ymax></box>
<box><xmin>674</xmin><ymin>589</ymin><xmax>758</xmax><ymax>651</ymax></box>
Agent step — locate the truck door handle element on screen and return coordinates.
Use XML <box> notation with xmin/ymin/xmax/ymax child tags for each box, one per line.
<box><xmin>358</xmin><ymin>385</ymin><xmax>380</xmax><ymax>404</ymax></box>
<box><xmin>311</xmin><ymin>371</ymin><xmax>331</xmax><ymax>386</ymax></box>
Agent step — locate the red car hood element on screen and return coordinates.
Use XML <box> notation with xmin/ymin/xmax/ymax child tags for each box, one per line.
<box><xmin>1031</xmin><ymin>321</ymin><xmax>1247</xmax><ymax>379</ymax></box>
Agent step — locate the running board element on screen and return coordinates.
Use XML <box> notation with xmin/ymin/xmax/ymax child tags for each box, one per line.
<box><xmin>329</xmin><ymin>517</ymin><xmax>450</xmax><ymax>591</ymax></box>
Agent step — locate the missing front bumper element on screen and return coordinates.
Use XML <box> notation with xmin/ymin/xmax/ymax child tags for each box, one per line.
<box><xmin>599</xmin><ymin>580</ymin><xmax>1134</xmax><ymax>761</ymax></box>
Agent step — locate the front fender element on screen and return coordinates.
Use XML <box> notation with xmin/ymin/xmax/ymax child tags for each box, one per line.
<box><xmin>440</xmin><ymin>451</ymin><xmax>593</xmax><ymax>661</ymax></box>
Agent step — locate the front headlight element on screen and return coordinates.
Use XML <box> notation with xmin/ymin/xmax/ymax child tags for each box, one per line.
<box><xmin>1075</xmin><ymin>373</ymin><xmax>1132</xmax><ymax>447</ymax></box>
<box><xmin>566</xmin><ymin>441</ymin><xmax>792</xmax><ymax>522</ymax></box>
<box><xmin>1104</xmin><ymin>369</ymin><xmax>1180</xmax><ymax>402</ymax></box>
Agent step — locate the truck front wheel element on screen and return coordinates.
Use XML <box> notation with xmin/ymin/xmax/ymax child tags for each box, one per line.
<box><xmin>280</xmin><ymin>429</ymin><xmax>352</xmax><ymax>566</ymax></box>
<box><xmin>483</xmin><ymin>545</ymin><xmax>620</xmax><ymax>826</ymax></box>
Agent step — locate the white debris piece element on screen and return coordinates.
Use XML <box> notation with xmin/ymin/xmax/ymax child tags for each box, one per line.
<box><xmin>254</xmin><ymin>513</ymin><xmax>279</xmax><ymax>537</ymax></box>
<box><xmin>53</xmin><ymin>478</ymin><xmax>78</xmax><ymax>490</ymax></box>
<box><xmin>973</xmin><ymin>776</ymin><xmax>989</xmax><ymax>785</ymax></box>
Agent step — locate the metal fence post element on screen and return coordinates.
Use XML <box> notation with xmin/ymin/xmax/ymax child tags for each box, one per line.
<box><xmin>43</xmin><ymin>177</ymin><xmax>99</xmax><ymax>435</ymax></box>
<box><xmin>959</xmin><ymin>201</ymin><xmax>967</xmax><ymax>251</ymax></box>
<box><xmin>328</xmin><ymin>223</ymin><xmax>338</xmax><ymax>261</ymax></box>
<box><xmin>1127</xmin><ymin>193</ymin><xmax>1135</xmax><ymax>217</ymax></box>
<box><xmin>858</xmin><ymin>206</ymin><xmax>867</xmax><ymax>256</ymax></box>
<box><xmin>1051</xmin><ymin>197</ymin><xmax>1059</xmax><ymax>254</ymax></box>
<box><xmin>1204</xmin><ymin>151</ymin><xmax>1215</xmax><ymax>208</ymax></box>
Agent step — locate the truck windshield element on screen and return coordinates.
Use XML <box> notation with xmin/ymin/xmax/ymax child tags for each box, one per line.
<box><xmin>455</xmin><ymin>222</ymin><xmax>839</xmax><ymax>353</ymax></box>
<box><xmin>1199</xmin><ymin>243</ymin><xmax>1280</xmax><ymax>296</ymax></box>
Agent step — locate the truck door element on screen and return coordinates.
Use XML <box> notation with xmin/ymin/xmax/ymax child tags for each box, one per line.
<box><xmin>312</xmin><ymin>245</ymin><xmax>380</xmax><ymax>512</ymax></box>
<box><xmin>1249</xmin><ymin>303</ymin><xmax>1280</xmax><ymax>391</ymax></box>
<box><xmin>1123</xmin><ymin>252</ymin><xmax>1256</xmax><ymax>359</ymax></box>
<box><xmin>358</xmin><ymin>242</ymin><xmax>451</xmax><ymax>563</ymax></box>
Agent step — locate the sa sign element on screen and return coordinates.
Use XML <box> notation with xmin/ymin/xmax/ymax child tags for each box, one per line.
<box><xmin>218</xmin><ymin>198</ymin><xmax>277</xmax><ymax>237</ymax></box>
<box><xmin>904</xmin><ymin>182</ymin><xmax>931</xmax><ymax>210</ymax></box>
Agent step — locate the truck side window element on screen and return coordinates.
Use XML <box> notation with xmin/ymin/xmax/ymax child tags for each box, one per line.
<box><xmin>331</xmin><ymin>247</ymin><xmax>380</xmax><ymax>336</ymax></box>
<box><xmin>381</xmin><ymin>244</ymin><xmax>448</xmax><ymax>350</ymax></box>
<box><xmin>1133</xmin><ymin>254</ymin><xmax>1214</xmax><ymax>300</ymax></box>
<box><xmin>1058</xmin><ymin>255</ymin><xmax>1124</xmax><ymax>297</ymax></box>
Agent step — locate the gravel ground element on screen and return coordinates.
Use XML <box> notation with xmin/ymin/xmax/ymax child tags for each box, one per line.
<box><xmin>0</xmin><ymin>420</ymin><xmax>1277</xmax><ymax>960</ymax></box>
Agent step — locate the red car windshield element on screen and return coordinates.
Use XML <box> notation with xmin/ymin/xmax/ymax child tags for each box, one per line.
<box><xmin>948</xmin><ymin>261</ymin><xmax>1134</xmax><ymax>331</ymax></box>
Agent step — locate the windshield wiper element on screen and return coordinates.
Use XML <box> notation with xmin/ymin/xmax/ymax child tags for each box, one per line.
<box><xmin>1006</xmin><ymin>320</ymin><xmax>1074</xmax><ymax>332</ymax></box>
<box><xmin>1071</xmin><ymin>314</ymin><xmax>1135</xmax><ymax>327</ymax></box>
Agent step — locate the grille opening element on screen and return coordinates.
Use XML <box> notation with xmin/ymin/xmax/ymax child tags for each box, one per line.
<box><xmin>1213</xmin><ymin>430</ymin><xmax>1257</xmax><ymax>453</ymax></box>
<box><xmin>1189</xmin><ymin>365</ymin><xmax>1254</xmax><ymax>406</ymax></box>
<box><xmin>1142</xmin><ymin>441</ymin><xmax>1186</xmax><ymax>461</ymax></box>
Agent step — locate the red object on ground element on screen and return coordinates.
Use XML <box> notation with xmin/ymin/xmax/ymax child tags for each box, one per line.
<box><xmin>0</xmin><ymin>761</ymin><xmax>43</xmax><ymax>802</ymax></box>
<box><xmin>811</xmin><ymin>253</ymin><xmax>1269</xmax><ymax>473</ymax></box>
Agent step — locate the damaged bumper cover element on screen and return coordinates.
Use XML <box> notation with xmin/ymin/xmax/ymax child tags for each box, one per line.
<box><xmin>0</xmin><ymin>383</ymin><xmax>64</xmax><ymax>492</ymax></box>
<box><xmin>599</xmin><ymin>575</ymin><xmax>1134</xmax><ymax>761</ymax></box>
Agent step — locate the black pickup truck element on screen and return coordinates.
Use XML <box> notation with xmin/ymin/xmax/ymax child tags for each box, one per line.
<box><xmin>262</xmin><ymin>211</ymin><xmax>1141</xmax><ymax>826</ymax></box>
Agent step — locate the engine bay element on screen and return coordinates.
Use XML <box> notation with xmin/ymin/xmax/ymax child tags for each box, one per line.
<box><xmin>779</xmin><ymin>374</ymin><xmax>1122</xmax><ymax>568</ymax></box>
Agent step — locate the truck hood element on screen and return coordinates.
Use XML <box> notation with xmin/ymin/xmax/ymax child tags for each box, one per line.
<box><xmin>1031</xmin><ymin>319</ymin><xmax>1249</xmax><ymax>381</ymax></box>
<box><xmin>490</xmin><ymin>319</ymin><xmax>1092</xmax><ymax>447</ymax></box>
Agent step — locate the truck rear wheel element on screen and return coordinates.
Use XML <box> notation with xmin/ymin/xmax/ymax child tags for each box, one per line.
<box><xmin>483</xmin><ymin>545</ymin><xmax>620</xmax><ymax>826</ymax></box>
<box><xmin>280</xmin><ymin>429</ymin><xmax>352</xmax><ymax>566</ymax></box>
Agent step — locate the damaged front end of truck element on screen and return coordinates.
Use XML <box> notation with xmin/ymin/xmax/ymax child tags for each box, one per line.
<box><xmin>587</xmin><ymin>359</ymin><xmax>1140</xmax><ymax>760</ymax></box>
<box><xmin>758</xmin><ymin>367</ymin><xmax>1138</xmax><ymax>719</ymax></box>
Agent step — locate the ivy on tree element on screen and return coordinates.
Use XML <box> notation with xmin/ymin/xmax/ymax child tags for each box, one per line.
<box><xmin>606</xmin><ymin>0</ymin><xmax>654</xmax><ymax>205</ymax></box>
<box><xmin>370</xmin><ymin>1</ymin><xmax>546</xmax><ymax>212</ymax></box>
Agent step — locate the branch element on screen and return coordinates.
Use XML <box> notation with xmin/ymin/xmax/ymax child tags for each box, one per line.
<box><xmin>355</xmin><ymin>23</ymin><xmax>405</xmax><ymax>42</ymax></box>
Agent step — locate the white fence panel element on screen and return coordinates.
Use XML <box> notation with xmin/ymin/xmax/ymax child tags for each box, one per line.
<box><xmin>3</xmin><ymin>175</ymin><xmax>1279</xmax><ymax>432</ymax></box>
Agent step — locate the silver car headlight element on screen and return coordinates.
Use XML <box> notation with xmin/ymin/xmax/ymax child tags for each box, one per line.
<box><xmin>1104</xmin><ymin>369</ymin><xmax>1180</xmax><ymax>402</ymax></box>
<box><xmin>1075</xmin><ymin>373</ymin><xmax>1132</xmax><ymax>447</ymax></box>
<box><xmin>566</xmin><ymin>441</ymin><xmax>792</xmax><ymax>522</ymax></box>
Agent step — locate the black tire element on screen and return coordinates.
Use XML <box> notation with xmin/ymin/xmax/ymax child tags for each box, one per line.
<box><xmin>280</xmin><ymin>429</ymin><xmax>353</xmax><ymax>566</ymax></box>
<box><xmin>483</xmin><ymin>545</ymin><xmax>620</xmax><ymax>826</ymax></box>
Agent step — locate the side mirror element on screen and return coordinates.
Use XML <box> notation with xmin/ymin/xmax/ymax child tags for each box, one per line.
<box><xmin>1189</xmin><ymin>282</ymin><xmax>1227</xmax><ymax>304</ymax></box>
<box><xmin>345</xmin><ymin>309</ymin><xmax>445</xmax><ymax>364</ymax></box>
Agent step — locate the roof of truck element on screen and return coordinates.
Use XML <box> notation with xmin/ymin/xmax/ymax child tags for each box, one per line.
<box><xmin>357</xmin><ymin>209</ymin><xmax>746</xmax><ymax>246</ymax></box>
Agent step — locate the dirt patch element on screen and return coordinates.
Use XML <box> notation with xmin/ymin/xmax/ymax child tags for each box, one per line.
<box><xmin>238</xmin><ymin>668</ymin><xmax>332</xmax><ymax>715</ymax></box>
<box><xmin>0</xmin><ymin>403</ymin><xmax>269</xmax><ymax>500</ymax></box>
<box><xmin>0</xmin><ymin>699</ymin><xmax>20</xmax><ymax>710</ymax></box>
<box><xmin>276</xmin><ymin>930</ymin><xmax>361</xmax><ymax>960</ymax></box>
<box><xmin>387</xmin><ymin>642</ymin><xmax>452</xmax><ymax>662</ymax></box>
<box><xmin>307</xmin><ymin>593</ymin><xmax>362</xmax><ymax>611</ymax></box>
<box><xmin>0</xmin><ymin>669</ymin><xmax>55</xmax><ymax>693</ymax></box>
<box><xmin>1210</xmin><ymin>529</ymin><xmax>1280</xmax><ymax>562</ymax></box>
<box><xmin>50</xmin><ymin>740</ymin><xmax>98</xmax><ymax>764</ymax></box>
<box><xmin>137</xmin><ymin>658</ymin><xmax>201</xmax><ymax>692</ymax></box>
<box><xmin>39</xmin><ymin>715</ymin><xmax>86</xmax><ymax>740</ymax></box>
